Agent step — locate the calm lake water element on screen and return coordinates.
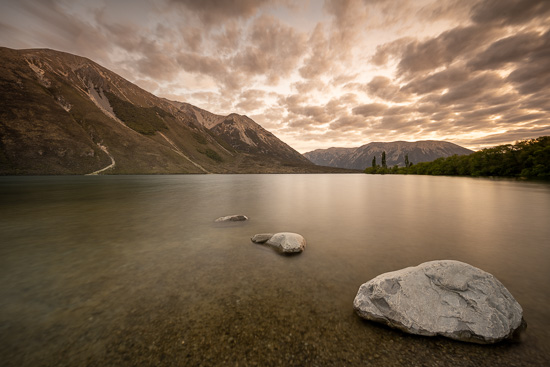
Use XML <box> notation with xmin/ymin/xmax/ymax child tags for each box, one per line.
<box><xmin>1</xmin><ymin>174</ymin><xmax>549</xmax><ymax>366</ymax></box>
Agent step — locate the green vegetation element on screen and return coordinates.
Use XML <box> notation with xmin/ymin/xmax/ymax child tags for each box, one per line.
<box><xmin>105</xmin><ymin>91</ymin><xmax>168</xmax><ymax>135</ymax></box>
<box><xmin>197</xmin><ymin>148</ymin><xmax>223</xmax><ymax>162</ymax></box>
<box><xmin>364</xmin><ymin>136</ymin><xmax>550</xmax><ymax>179</ymax></box>
<box><xmin>192</xmin><ymin>131</ymin><xmax>208</xmax><ymax>144</ymax></box>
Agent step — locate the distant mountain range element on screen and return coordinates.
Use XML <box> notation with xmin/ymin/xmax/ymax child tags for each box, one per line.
<box><xmin>304</xmin><ymin>141</ymin><xmax>473</xmax><ymax>170</ymax></box>
<box><xmin>0</xmin><ymin>47</ymin><xmax>350</xmax><ymax>175</ymax></box>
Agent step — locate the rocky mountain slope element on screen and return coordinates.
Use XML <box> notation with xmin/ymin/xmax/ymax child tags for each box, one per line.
<box><xmin>0</xmin><ymin>47</ymin><xmax>333</xmax><ymax>175</ymax></box>
<box><xmin>168</xmin><ymin>102</ymin><xmax>312</xmax><ymax>166</ymax></box>
<box><xmin>304</xmin><ymin>141</ymin><xmax>473</xmax><ymax>170</ymax></box>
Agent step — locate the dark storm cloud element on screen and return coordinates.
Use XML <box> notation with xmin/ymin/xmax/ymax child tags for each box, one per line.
<box><xmin>502</xmin><ymin>113</ymin><xmax>546</xmax><ymax>124</ymax></box>
<box><xmin>419</xmin><ymin>0</ymin><xmax>477</xmax><ymax>22</ymax></box>
<box><xmin>365</xmin><ymin>76</ymin><xmax>410</xmax><ymax>102</ymax></box>
<box><xmin>292</xmin><ymin>80</ymin><xmax>326</xmax><ymax>94</ymax></box>
<box><xmin>352</xmin><ymin>103</ymin><xmax>387</xmax><ymax>117</ymax></box>
<box><xmin>460</xmin><ymin>104</ymin><xmax>516</xmax><ymax>120</ymax></box>
<box><xmin>380</xmin><ymin>115</ymin><xmax>410</xmax><ymax>130</ymax></box>
<box><xmin>235</xmin><ymin>89</ymin><xmax>267</xmax><ymax>111</ymax></box>
<box><xmin>396</xmin><ymin>24</ymin><xmax>500</xmax><ymax>78</ymax></box>
<box><xmin>469</xmin><ymin>32</ymin><xmax>546</xmax><ymax>70</ymax></box>
<box><xmin>370</xmin><ymin>37</ymin><xmax>413</xmax><ymax>66</ymax></box>
<box><xmin>403</xmin><ymin>67</ymin><xmax>469</xmax><ymax>95</ymax></box>
<box><xmin>176</xmin><ymin>53</ymin><xmax>226</xmax><ymax>78</ymax></box>
<box><xmin>505</xmin><ymin>31</ymin><xmax>550</xmax><ymax>95</ymax></box>
<box><xmin>325</xmin><ymin>94</ymin><xmax>357</xmax><ymax>116</ymax></box>
<box><xmin>470</xmin><ymin>0</ymin><xmax>550</xmax><ymax>26</ymax></box>
<box><xmin>331</xmin><ymin>73</ymin><xmax>359</xmax><ymax>86</ymax></box>
<box><xmin>469</xmin><ymin>126</ymin><xmax>550</xmax><ymax>145</ymax></box>
<box><xmin>230</xmin><ymin>15</ymin><xmax>306</xmax><ymax>83</ymax></box>
<box><xmin>12</xmin><ymin>0</ymin><xmax>111</xmax><ymax>60</ymax></box>
<box><xmin>329</xmin><ymin>115</ymin><xmax>368</xmax><ymax>131</ymax></box>
<box><xmin>288</xmin><ymin>118</ymin><xmax>320</xmax><ymax>130</ymax></box>
<box><xmin>135</xmin><ymin>51</ymin><xmax>180</xmax><ymax>81</ymax></box>
<box><xmin>213</xmin><ymin>21</ymin><xmax>242</xmax><ymax>51</ymax></box>
<box><xmin>298</xmin><ymin>24</ymin><xmax>332</xmax><ymax>79</ymax></box>
<box><xmin>288</xmin><ymin>105</ymin><xmax>330</xmax><ymax>122</ymax></box>
<box><xmin>438</xmin><ymin>72</ymin><xmax>504</xmax><ymax>105</ymax></box>
<box><xmin>167</xmin><ymin>0</ymin><xmax>274</xmax><ymax>25</ymax></box>
<box><xmin>363</xmin><ymin>0</ymin><xmax>549</xmax><ymax>149</ymax></box>
<box><xmin>429</xmin><ymin>111</ymin><xmax>453</xmax><ymax>121</ymax></box>
<box><xmin>521</xmin><ymin>94</ymin><xmax>550</xmax><ymax>112</ymax></box>
<box><xmin>279</xmin><ymin>93</ymin><xmax>329</xmax><ymax>127</ymax></box>
<box><xmin>182</xmin><ymin>27</ymin><xmax>203</xmax><ymax>52</ymax></box>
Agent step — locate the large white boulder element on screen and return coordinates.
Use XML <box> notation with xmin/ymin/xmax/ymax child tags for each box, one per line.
<box><xmin>353</xmin><ymin>260</ymin><xmax>524</xmax><ymax>344</ymax></box>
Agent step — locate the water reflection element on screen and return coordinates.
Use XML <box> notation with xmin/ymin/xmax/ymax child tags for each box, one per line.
<box><xmin>1</xmin><ymin>175</ymin><xmax>549</xmax><ymax>366</ymax></box>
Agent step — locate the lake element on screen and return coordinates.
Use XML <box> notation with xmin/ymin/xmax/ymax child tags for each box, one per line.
<box><xmin>1</xmin><ymin>174</ymin><xmax>549</xmax><ymax>366</ymax></box>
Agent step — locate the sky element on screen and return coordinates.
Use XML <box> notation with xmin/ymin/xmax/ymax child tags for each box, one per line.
<box><xmin>1</xmin><ymin>0</ymin><xmax>550</xmax><ymax>152</ymax></box>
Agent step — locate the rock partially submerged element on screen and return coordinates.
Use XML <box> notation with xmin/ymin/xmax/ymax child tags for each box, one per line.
<box><xmin>215</xmin><ymin>215</ymin><xmax>248</xmax><ymax>222</ymax></box>
<box><xmin>265</xmin><ymin>232</ymin><xmax>306</xmax><ymax>253</ymax></box>
<box><xmin>251</xmin><ymin>233</ymin><xmax>274</xmax><ymax>244</ymax></box>
<box><xmin>353</xmin><ymin>260</ymin><xmax>524</xmax><ymax>344</ymax></box>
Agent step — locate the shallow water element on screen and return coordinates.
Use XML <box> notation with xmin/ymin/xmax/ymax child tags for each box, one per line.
<box><xmin>0</xmin><ymin>174</ymin><xmax>549</xmax><ymax>366</ymax></box>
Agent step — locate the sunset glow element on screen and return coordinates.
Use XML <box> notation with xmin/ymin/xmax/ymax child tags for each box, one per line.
<box><xmin>1</xmin><ymin>0</ymin><xmax>549</xmax><ymax>152</ymax></box>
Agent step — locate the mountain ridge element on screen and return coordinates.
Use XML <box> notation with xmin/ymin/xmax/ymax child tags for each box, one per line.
<box><xmin>1</xmin><ymin>47</ymin><xmax>351</xmax><ymax>174</ymax></box>
<box><xmin>304</xmin><ymin>140</ymin><xmax>473</xmax><ymax>170</ymax></box>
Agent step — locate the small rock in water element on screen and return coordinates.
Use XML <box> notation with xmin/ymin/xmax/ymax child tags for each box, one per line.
<box><xmin>251</xmin><ymin>233</ymin><xmax>274</xmax><ymax>244</ymax></box>
<box><xmin>266</xmin><ymin>232</ymin><xmax>306</xmax><ymax>253</ymax></box>
<box><xmin>353</xmin><ymin>260</ymin><xmax>525</xmax><ymax>344</ymax></box>
<box><xmin>215</xmin><ymin>215</ymin><xmax>248</xmax><ymax>222</ymax></box>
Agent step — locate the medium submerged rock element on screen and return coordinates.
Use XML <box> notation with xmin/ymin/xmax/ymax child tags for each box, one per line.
<box><xmin>353</xmin><ymin>260</ymin><xmax>524</xmax><ymax>344</ymax></box>
<box><xmin>214</xmin><ymin>215</ymin><xmax>248</xmax><ymax>222</ymax></box>
<box><xmin>266</xmin><ymin>232</ymin><xmax>306</xmax><ymax>253</ymax></box>
<box><xmin>251</xmin><ymin>233</ymin><xmax>274</xmax><ymax>244</ymax></box>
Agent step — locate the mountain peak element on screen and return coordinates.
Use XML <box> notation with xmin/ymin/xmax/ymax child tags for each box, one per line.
<box><xmin>0</xmin><ymin>47</ymin><xmax>321</xmax><ymax>174</ymax></box>
<box><xmin>304</xmin><ymin>141</ymin><xmax>473</xmax><ymax>170</ymax></box>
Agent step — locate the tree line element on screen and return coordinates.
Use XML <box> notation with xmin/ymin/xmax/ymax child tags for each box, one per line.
<box><xmin>364</xmin><ymin>136</ymin><xmax>550</xmax><ymax>179</ymax></box>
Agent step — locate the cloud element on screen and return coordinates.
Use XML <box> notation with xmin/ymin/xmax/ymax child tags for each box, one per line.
<box><xmin>5</xmin><ymin>0</ymin><xmax>111</xmax><ymax>61</ymax></box>
<box><xmin>469</xmin><ymin>32</ymin><xmax>546</xmax><ymax>70</ymax></box>
<box><xmin>325</xmin><ymin>94</ymin><xmax>357</xmax><ymax>115</ymax></box>
<box><xmin>182</xmin><ymin>27</ymin><xmax>203</xmax><ymax>52</ymax></box>
<box><xmin>177</xmin><ymin>52</ymin><xmax>227</xmax><ymax>78</ymax></box>
<box><xmin>329</xmin><ymin>115</ymin><xmax>369</xmax><ymax>131</ymax></box>
<box><xmin>396</xmin><ymin>24</ymin><xmax>500</xmax><ymax>78</ymax></box>
<box><xmin>167</xmin><ymin>0</ymin><xmax>274</xmax><ymax>25</ymax></box>
<box><xmin>235</xmin><ymin>89</ymin><xmax>267</xmax><ymax>111</ymax></box>
<box><xmin>468</xmin><ymin>126</ymin><xmax>550</xmax><ymax>145</ymax></box>
<box><xmin>370</xmin><ymin>37</ymin><xmax>413</xmax><ymax>66</ymax></box>
<box><xmin>292</xmin><ymin>79</ymin><xmax>326</xmax><ymax>94</ymax></box>
<box><xmin>438</xmin><ymin>72</ymin><xmax>505</xmax><ymax>105</ymax></box>
<box><xmin>3</xmin><ymin>0</ymin><xmax>550</xmax><ymax>152</ymax></box>
<box><xmin>403</xmin><ymin>67</ymin><xmax>469</xmax><ymax>94</ymax></box>
<box><xmin>212</xmin><ymin>21</ymin><xmax>242</xmax><ymax>51</ymax></box>
<box><xmin>364</xmin><ymin>76</ymin><xmax>410</xmax><ymax>102</ymax></box>
<box><xmin>505</xmin><ymin>31</ymin><xmax>550</xmax><ymax>95</ymax></box>
<box><xmin>298</xmin><ymin>23</ymin><xmax>332</xmax><ymax>79</ymax></box>
<box><xmin>418</xmin><ymin>0</ymin><xmax>477</xmax><ymax>22</ymax></box>
<box><xmin>230</xmin><ymin>15</ymin><xmax>307</xmax><ymax>84</ymax></box>
<box><xmin>352</xmin><ymin>103</ymin><xmax>387</xmax><ymax>117</ymax></box>
<box><xmin>470</xmin><ymin>0</ymin><xmax>550</xmax><ymax>26</ymax></box>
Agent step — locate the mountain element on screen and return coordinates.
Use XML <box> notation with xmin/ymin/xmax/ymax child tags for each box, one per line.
<box><xmin>168</xmin><ymin>102</ymin><xmax>313</xmax><ymax>166</ymax></box>
<box><xmin>304</xmin><ymin>141</ymin><xmax>473</xmax><ymax>170</ymax></box>
<box><xmin>0</xmin><ymin>47</ymin><xmax>337</xmax><ymax>175</ymax></box>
